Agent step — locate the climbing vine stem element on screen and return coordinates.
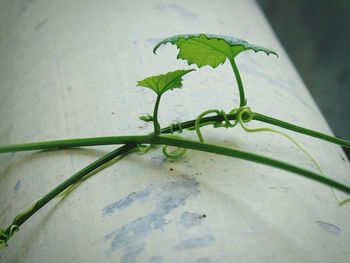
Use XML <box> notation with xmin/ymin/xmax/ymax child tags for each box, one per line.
<box><xmin>2</xmin><ymin>134</ymin><xmax>350</xmax><ymax>246</ymax></box>
<box><xmin>0</xmin><ymin>144</ymin><xmax>136</xmax><ymax>247</ymax></box>
<box><xmin>153</xmin><ymin>94</ymin><xmax>162</xmax><ymax>135</ymax></box>
<box><xmin>230</xmin><ymin>58</ymin><xmax>247</xmax><ymax>107</ymax></box>
<box><xmin>0</xmin><ymin>112</ymin><xmax>349</xmax><ymax>154</ymax></box>
<box><xmin>1</xmin><ymin>34</ymin><xmax>350</xmax><ymax>251</ymax></box>
<box><xmin>253</xmin><ymin>113</ymin><xmax>350</xmax><ymax>148</ymax></box>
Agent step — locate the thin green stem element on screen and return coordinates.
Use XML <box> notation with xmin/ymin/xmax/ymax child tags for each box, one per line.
<box><xmin>0</xmin><ymin>135</ymin><xmax>153</xmax><ymax>153</ymax></box>
<box><xmin>7</xmin><ymin>133</ymin><xmax>344</xmax><ymax>195</ymax></box>
<box><xmin>253</xmin><ymin>112</ymin><xmax>350</xmax><ymax>149</ymax></box>
<box><xmin>0</xmin><ymin>144</ymin><xmax>136</xmax><ymax>245</ymax></box>
<box><xmin>153</xmin><ymin>94</ymin><xmax>162</xmax><ymax>135</ymax></box>
<box><xmin>229</xmin><ymin>58</ymin><xmax>246</xmax><ymax>107</ymax></box>
<box><xmin>1</xmin><ymin>110</ymin><xmax>350</xmax><ymax>154</ymax></box>
<box><xmin>154</xmin><ymin>136</ymin><xmax>350</xmax><ymax>194</ymax></box>
<box><xmin>57</xmin><ymin>148</ymin><xmax>131</xmax><ymax>199</ymax></box>
<box><xmin>2</xmin><ymin>134</ymin><xmax>350</xmax><ymax>246</ymax></box>
<box><xmin>238</xmin><ymin>108</ymin><xmax>350</xmax><ymax>205</ymax></box>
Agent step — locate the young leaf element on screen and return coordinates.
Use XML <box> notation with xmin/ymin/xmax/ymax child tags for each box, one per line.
<box><xmin>153</xmin><ymin>34</ymin><xmax>278</xmax><ymax>68</ymax></box>
<box><xmin>137</xmin><ymin>69</ymin><xmax>195</xmax><ymax>95</ymax></box>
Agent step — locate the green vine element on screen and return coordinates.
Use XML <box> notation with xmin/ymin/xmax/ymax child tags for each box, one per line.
<box><xmin>1</xmin><ymin>33</ymin><xmax>349</xmax><ymax>248</ymax></box>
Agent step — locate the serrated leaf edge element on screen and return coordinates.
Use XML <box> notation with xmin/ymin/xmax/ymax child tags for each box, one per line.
<box><xmin>137</xmin><ymin>69</ymin><xmax>195</xmax><ymax>95</ymax></box>
<box><xmin>153</xmin><ymin>33</ymin><xmax>278</xmax><ymax>58</ymax></box>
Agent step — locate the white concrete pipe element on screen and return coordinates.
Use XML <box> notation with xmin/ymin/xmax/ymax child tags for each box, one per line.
<box><xmin>0</xmin><ymin>0</ymin><xmax>349</xmax><ymax>262</ymax></box>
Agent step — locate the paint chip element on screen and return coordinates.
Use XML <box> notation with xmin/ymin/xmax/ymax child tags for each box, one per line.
<box><xmin>316</xmin><ymin>221</ymin><xmax>341</xmax><ymax>236</ymax></box>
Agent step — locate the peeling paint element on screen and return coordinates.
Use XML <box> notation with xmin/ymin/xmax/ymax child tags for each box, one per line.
<box><xmin>13</xmin><ymin>179</ymin><xmax>21</xmax><ymax>192</ymax></box>
<box><xmin>179</xmin><ymin>211</ymin><xmax>205</xmax><ymax>228</ymax></box>
<box><xmin>122</xmin><ymin>243</ymin><xmax>145</xmax><ymax>263</ymax></box>
<box><xmin>316</xmin><ymin>221</ymin><xmax>341</xmax><ymax>236</ymax></box>
<box><xmin>102</xmin><ymin>185</ymin><xmax>155</xmax><ymax>216</ymax></box>
<box><xmin>176</xmin><ymin>235</ymin><xmax>214</xmax><ymax>250</ymax></box>
<box><xmin>104</xmin><ymin>176</ymin><xmax>200</xmax><ymax>261</ymax></box>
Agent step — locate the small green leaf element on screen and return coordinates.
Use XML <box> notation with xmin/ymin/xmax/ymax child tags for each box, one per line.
<box><xmin>139</xmin><ymin>114</ymin><xmax>153</xmax><ymax>122</ymax></box>
<box><xmin>137</xmin><ymin>69</ymin><xmax>195</xmax><ymax>96</ymax></box>
<box><xmin>153</xmin><ymin>34</ymin><xmax>278</xmax><ymax>68</ymax></box>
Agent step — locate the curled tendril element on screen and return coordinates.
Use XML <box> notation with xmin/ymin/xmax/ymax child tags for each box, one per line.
<box><xmin>0</xmin><ymin>225</ymin><xmax>19</xmax><ymax>249</ymax></box>
<box><xmin>213</xmin><ymin>110</ymin><xmax>237</xmax><ymax>129</ymax></box>
<box><xmin>195</xmin><ymin>109</ymin><xmax>240</xmax><ymax>143</ymax></box>
<box><xmin>193</xmin><ymin>105</ymin><xmax>349</xmax><ymax>205</ymax></box>
<box><xmin>168</xmin><ymin>121</ymin><xmax>184</xmax><ymax>134</ymax></box>
<box><xmin>161</xmin><ymin>135</ymin><xmax>187</xmax><ymax>159</ymax></box>
<box><xmin>195</xmin><ymin>109</ymin><xmax>220</xmax><ymax>142</ymax></box>
<box><xmin>137</xmin><ymin>144</ymin><xmax>151</xmax><ymax>154</ymax></box>
<box><xmin>176</xmin><ymin>122</ymin><xmax>183</xmax><ymax>133</ymax></box>
<box><xmin>235</xmin><ymin>106</ymin><xmax>349</xmax><ymax>206</ymax></box>
<box><xmin>162</xmin><ymin>145</ymin><xmax>187</xmax><ymax>159</ymax></box>
<box><xmin>236</xmin><ymin>107</ymin><xmax>321</xmax><ymax>168</ymax></box>
<box><xmin>234</xmin><ymin>106</ymin><xmax>254</xmax><ymax>123</ymax></box>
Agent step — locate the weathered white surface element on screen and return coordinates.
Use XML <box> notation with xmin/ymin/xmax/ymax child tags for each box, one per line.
<box><xmin>0</xmin><ymin>0</ymin><xmax>349</xmax><ymax>262</ymax></box>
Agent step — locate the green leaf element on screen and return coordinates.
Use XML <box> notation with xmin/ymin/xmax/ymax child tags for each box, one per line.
<box><xmin>139</xmin><ymin>114</ymin><xmax>153</xmax><ymax>122</ymax></box>
<box><xmin>153</xmin><ymin>34</ymin><xmax>278</xmax><ymax>68</ymax></box>
<box><xmin>137</xmin><ymin>69</ymin><xmax>195</xmax><ymax>96</ymax></box>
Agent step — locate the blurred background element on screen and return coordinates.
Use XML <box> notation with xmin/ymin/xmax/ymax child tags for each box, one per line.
<box><xmin>257</xmin><ymin>0</ymin><xmax>350</xmax><ymax>145</ymax></box>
